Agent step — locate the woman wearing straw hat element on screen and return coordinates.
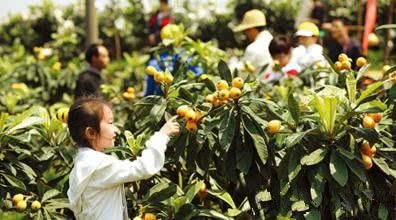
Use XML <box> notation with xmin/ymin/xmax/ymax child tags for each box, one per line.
<box><xmin>233</xmin><ymin>9</ymin><xmax>273</xmax><ymax>76</ymax></box>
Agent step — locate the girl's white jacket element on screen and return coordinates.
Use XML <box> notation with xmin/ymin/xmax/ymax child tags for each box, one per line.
<box><xmin>67</xmin><ymin>132</ymin><xmax>170</xmax><ymax>220</ymax></box>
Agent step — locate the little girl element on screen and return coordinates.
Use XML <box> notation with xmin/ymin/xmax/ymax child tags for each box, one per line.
<box><xmin>67</xmin><ymin>97</ymin><xmax>180</xmax><ymax>220</ymax></box>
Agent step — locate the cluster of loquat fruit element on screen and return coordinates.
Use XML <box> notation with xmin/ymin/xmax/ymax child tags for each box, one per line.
<box><xmin>122</xmin><ymin>87</ymin><xmax>136</xmax><ymax>101</ymax></box>
<box><xmin>176</xmin><ymin>105</ymin><xmax>202</xmax><ymax>132</ymax></box>
<box><xmin>362</xmin><ymin>112</ymin><xmax>382</xmax><ymax>129</ymax></box>
<box><xmin>9</xmin><ymin>194</ymin><xmax>41</xmax><ymax>212</ymax></box>
<box><xmin>360</xmin><ymin>141</ymin><xmax>377</xmax><ymax>170</ymax></box>
<box><xmin>145</xmin><ymin>66</ymin><xmax>174</xmax><ymax>85</ymax></box>
<box><xmin>334</xmin><ymin>53</ymin><xmax>367</xmax><ymax>71</ymax></box>
<box><xmin>205</xmin><ymin>77</ymin><xmax>244</xmax><ymax>106</ymax></box>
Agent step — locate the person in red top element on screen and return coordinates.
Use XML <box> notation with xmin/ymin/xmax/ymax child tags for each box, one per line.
<box><xmin>148</xmin><ymin>0</ymin><xmax>173</xmax><ymax>46</ymax></box>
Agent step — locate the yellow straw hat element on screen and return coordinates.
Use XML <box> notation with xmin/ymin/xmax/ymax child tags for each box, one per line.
<box><xmin>233</xmin><ymin>9</ymin><xmax>266</xmax><ymax>32</ymax></box>
<box><xmin>296</xmin><ymin>21</ymin><xmax>319</xmax><ymax>37</ymax></box>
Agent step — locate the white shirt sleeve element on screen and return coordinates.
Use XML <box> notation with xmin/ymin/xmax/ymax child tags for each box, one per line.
<box><xmin>89</xmin><ymin>132</ymin><xmax>170</xmax><ymax>189</ymax></box>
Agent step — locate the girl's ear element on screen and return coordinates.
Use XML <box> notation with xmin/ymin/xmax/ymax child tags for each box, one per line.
<box><xmin>85</xmin><ymin>127</ymin><xmax>97</xmax><ymax>140</ymax></box>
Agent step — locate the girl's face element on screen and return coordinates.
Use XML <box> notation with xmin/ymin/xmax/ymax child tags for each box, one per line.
<box><xmin>273</xmin><ymin>52</ymin><xmax>291</xmax><ymax>68</ymax></box>
<box><xmin>93</xmin><ymin>105</ymin><xmax>116</xmax><ymax>151</ymax></box>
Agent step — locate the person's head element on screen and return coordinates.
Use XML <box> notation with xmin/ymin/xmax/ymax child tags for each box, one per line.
<box><xmin>68</xmin><ymin>97</ymin><xmax>116</xmax><ymax>151</ymax></box>
<box><xmin>269</xmin><ymin>35</ymin><xmax>292</xmax><ymax>67</ymax></box>
<box><xmin>159</xmin><ymin>0</ymin><xmax>169</xmax><ymax>12</ymax></box>
<box><xmin>296</xmin><ymin>21</ymin><xmax>319</xmax><ymax>47</ymax></box>
<box><xmin>243</xmin><ymin>26</ymin><xmax>265</xmax><ymax>43</ymax></box>
<box><xmin>85</xmin><ymin>44</ymin><xmax>110</xmax><ymax>71</ymax></box>
<box><xmin>233</xmin><ymin>9</ymin><xmax>266</xmax><ymax>43</ymax></box>
<box><xmin>331</xmin><ymin>18</ymin><xmax>349</xmax><ymax>43</ymax></box>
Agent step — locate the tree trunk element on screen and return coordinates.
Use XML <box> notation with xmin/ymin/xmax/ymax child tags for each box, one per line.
<box><xmin>86</xmin><ymin>0</ymin><xmax>98</xmax><ymax>47</ymax></box>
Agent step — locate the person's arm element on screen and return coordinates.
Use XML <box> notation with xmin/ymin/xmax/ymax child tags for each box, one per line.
<box><xmin>89</xmin><ymin>117</ymin><xmax>180</xmax><ymax>188</ymax></box>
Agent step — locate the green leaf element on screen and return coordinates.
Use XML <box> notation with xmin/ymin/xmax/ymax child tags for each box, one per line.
<box><xmin>256</xmin><ymin>190</ymin><xmax>272</xmax><ymax>202</ymax></box>
<box><xmin>373</xmin><ymin>158</ymin><xmax>396</xmax><ymax>179</ymax></box>
<box><xmin>175</xmin><ymin>204</ymin><xmax>197</xmax><ymax>220</ymax></box>
<box><xmin>346</xmin><ymin>72</ymin><xmax>357</xmax><ymax>104</ymax></box>
<box><xmin>15</xmin><ymin>162</ymin><xmax>37</xmax><ymax>181</ymax></box>
<box><xmin>301</xmin><ymin>148</ymin><xmax>328</xmax><ymax>166</ymax></box>
<box><xmin>378</xmin><ymin>203</ymin><xmax>389</xmax><ymax>220</ymax></box>
<box><xmin>355</xmin><ymin>99</ymin><xmax>387</xmax><ymax>113</ymax></box>
<box><xmin>145</xmin><ymin>182</ymin><xmax>177</xmax><ymax>203</ymax></box>
<box><xmin>218</xmin><ymin>60</ymin><xmax>232</xmax><ymax>83</ymax></box>
<box><xmin>309</xmin><ymin>169</ymin><xmax>325</xmax><ymax>208</ymax></box>
<box><xmin>349</xmin><ymin>126</ymin><xmax>379</xmax><ymax>143</ymax></box>
<box><xmin>329</xmin><ymin>150</ymin><xmax>348</xmax><ymax>187</ymax></box>
<box><xmin>219</xmin><ymin>109</ymin><xmax>236</xmax><ymax>152</ymax></box>
<box><xmin>310</xmin><ymin>93</ymin><xmax>337</xmax><ymax>137</ymax></box>
<box><xmin>236</xmin><ymin>133</ymin><xmax>253</xmax><ymax>174</ymax></box>
<box><xmin>149</xmin><ymin>98</ymin><xmax>167</xmax><ymax>123</ymax></box>
<box><xmin>185</xmin><ymin>181</ymin><xmax>204</xmax><ymax>203</ymax></box>
<box><xmin>304</xmin><ymin>209</ymin><xmax>321</xmax><ymax>220</ymax></box>
<box><xmin>208</xmin><ymin>190</ymin><xmax>237</xmax><ymax>209</ymax></box>
<box><xmin>288</xmin><ymin>94</ymin><xmax>300</xmax><ymax>123</ymax></box>
<box><xmin>178</xmin><ymin>87</ymin><xmax>194</xmax><ymax>103</ymax></box>
<box><xmin>44</xmin><ymin>198</ymin><xmax>69</xmax><ymax>210</ymax></box>
<box><xmin>204</xmin><ymin>78</ymin><xmax>216</xmax><ymax>92</ymax></box>
<box><xmin>288</xmin><ymin>149</ymin><xmax>302</xmax><ymax>182</ymax></box>
<box><xmin>226</xmin><ymin>208</ymin><xmax>242</xmax><ymax>217</ymax></box>
<box><xmin>6</xmin><ymin>116</ymin><xmax>43</xmax><ymax>135</ymax></box>
<box><xmin>284</xmin><ymin>130</ymin><xmax>313</xmax><ymax>149</ymax></box>
<box><xmin>356</xmin><ymin>82</ymin><xmax>383</xmax><ymax>105</ymax></box>
<box><xmin>242</xmin><ymin>115</ymin><xmax>268</xmax><ymax>165</ymax></box>
<box><xmin>42</xmin><ymin>189</ymin><xmax>61</xmax><ymax>203</ymax></box>
<box><xmin>291</xmin><ymin>200</ymin><xmax>309</xmax><ymax>212</ymax></box>
<box><xmin>1</xmin><ymin>174</ymin><xmax>26</xmax><ymax>190</ymax></box>
<box><xmin>0</xmin><ymin>211</ymin><xmax>27</xmax><ymax>220</ymax></box>
<box><xmin>196</xmin><ymin>209</ymin><xmax>233</xmax><ymax>220</ymax></box>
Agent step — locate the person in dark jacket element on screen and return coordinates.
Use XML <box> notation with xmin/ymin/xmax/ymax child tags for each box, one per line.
<box><xmin>75</xmin><ymin>44</ymin><xmax>110</xmax><ymax>99</ymax></box>
<box><xmin>325</xmin><ymin>18</ymin><xmax>363</xmax><ymax>69</ymax></box>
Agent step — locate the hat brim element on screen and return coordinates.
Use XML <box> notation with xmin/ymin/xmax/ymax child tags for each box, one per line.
<box><xmin>295</xmin><ymin>30</ymin><xmax>315</xmax><ymax>37</ymax></box>
<box><xmin>233</xmin><ymin>23</ymin><xmax>266</xmax><ymax>32</ymax></box>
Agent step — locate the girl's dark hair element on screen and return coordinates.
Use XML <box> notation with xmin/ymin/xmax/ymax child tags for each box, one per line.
<box><xmin>269</xmin><ymin>35</ymin><xmax>292</xmax><ymax>56</ymax></box>
<box><xmin>67</xmin><ymin>97</ymin><xmax>111</xmax><ymax>148</ymax></box>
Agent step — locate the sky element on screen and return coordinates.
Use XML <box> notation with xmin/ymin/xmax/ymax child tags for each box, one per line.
<box><xmin>0</xmin><ymin>0</ymin><xmax>110</xmax><ymax>21</ymax></box>
<box><xmin>0</xmin><ymin>0</ymin><xmax>228</xmax><ymax>22</ymax></box>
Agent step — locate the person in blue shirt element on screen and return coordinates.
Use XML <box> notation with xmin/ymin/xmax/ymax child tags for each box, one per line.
<box><xmin>144</xmin><ymin>51</ymin><xmax>203</xmax><ymax>96</ymax></box>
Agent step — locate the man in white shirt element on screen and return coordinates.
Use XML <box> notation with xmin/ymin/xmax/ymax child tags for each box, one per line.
<box><xmin>233</xmin><ymin>9</ymin><xmax>273</xmax><ymax>76</ymax></box>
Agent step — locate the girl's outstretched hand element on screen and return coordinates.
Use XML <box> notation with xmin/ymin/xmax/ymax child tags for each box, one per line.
<box><xmin>160</xmin><ymin>116</ymin><xmax>180</xmax><ymax>137</ymax></box>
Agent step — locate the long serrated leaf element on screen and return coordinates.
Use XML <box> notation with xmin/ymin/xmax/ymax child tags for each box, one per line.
<box><xmin>1</xmin><ymin>174</ymin><xmax>26</xmax><ymax>190</ymax></box>
<box><xmin>42</xmin><ymin>189</ymin><xmax>61</xmax><ymax>203</ymax></box>
<box><xmin>7</xmin><ymin>116</ymin><xmax>43</xmax><ymax>135</ymax></box>
<box><xmin>145</xmin><ymin>182</ymin><xmax>177</xmax><ymax>203</ymax></box>
<box><xmin>346</xmin><ymin>72</ymin><xmax>357</xmax><ymax>104</ymax></box>
<box><xmin>329</xmin><ymin>150</ymin><xmax>348</xmax><ymax>187</ymax></box>
<box><xmin>242</xmin><ymin>115</ymin><xmax>268</xmax><ymax>165</ymax></box>
<box><xmin>373</xmin><ymin>158</ymin><xmax>396</xmax><ymax>179</ymax></box>
<box><xmin>288</xmin><ymin>94</ymin><xmax>300</xmax><ymax>123</ymax></box>
<box><xmin>300</xmin><ymin>148</ymin><xmax>328</xmax><ymax>166</ymax></box>
<box><xmin>218</xmin><ymin>60</ymin><xmax>232</xmax><ymax>83</ymax></box>
<box><xmin>219</xmin><ymin>109</ymin><xmax>236</xmax><ymax>152</ymax></box>
<box><xmin>208</xmin><ymin>190</ymin><xmax>237</xmax><ymax>209</ymax></box>
<box><xmin>341</xmin><ymin>156</ymin><xmax>367</xmax><ymax>182</ymax></box>
<box><xmin>196</xmin><ymin>209</ymin><xmax>233</xmax><ymax>220</ymax></box>
<box><xmin>356</xmin><ymin>82</ymin><xmax>383</xmax><ymax>105</ymax></box>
